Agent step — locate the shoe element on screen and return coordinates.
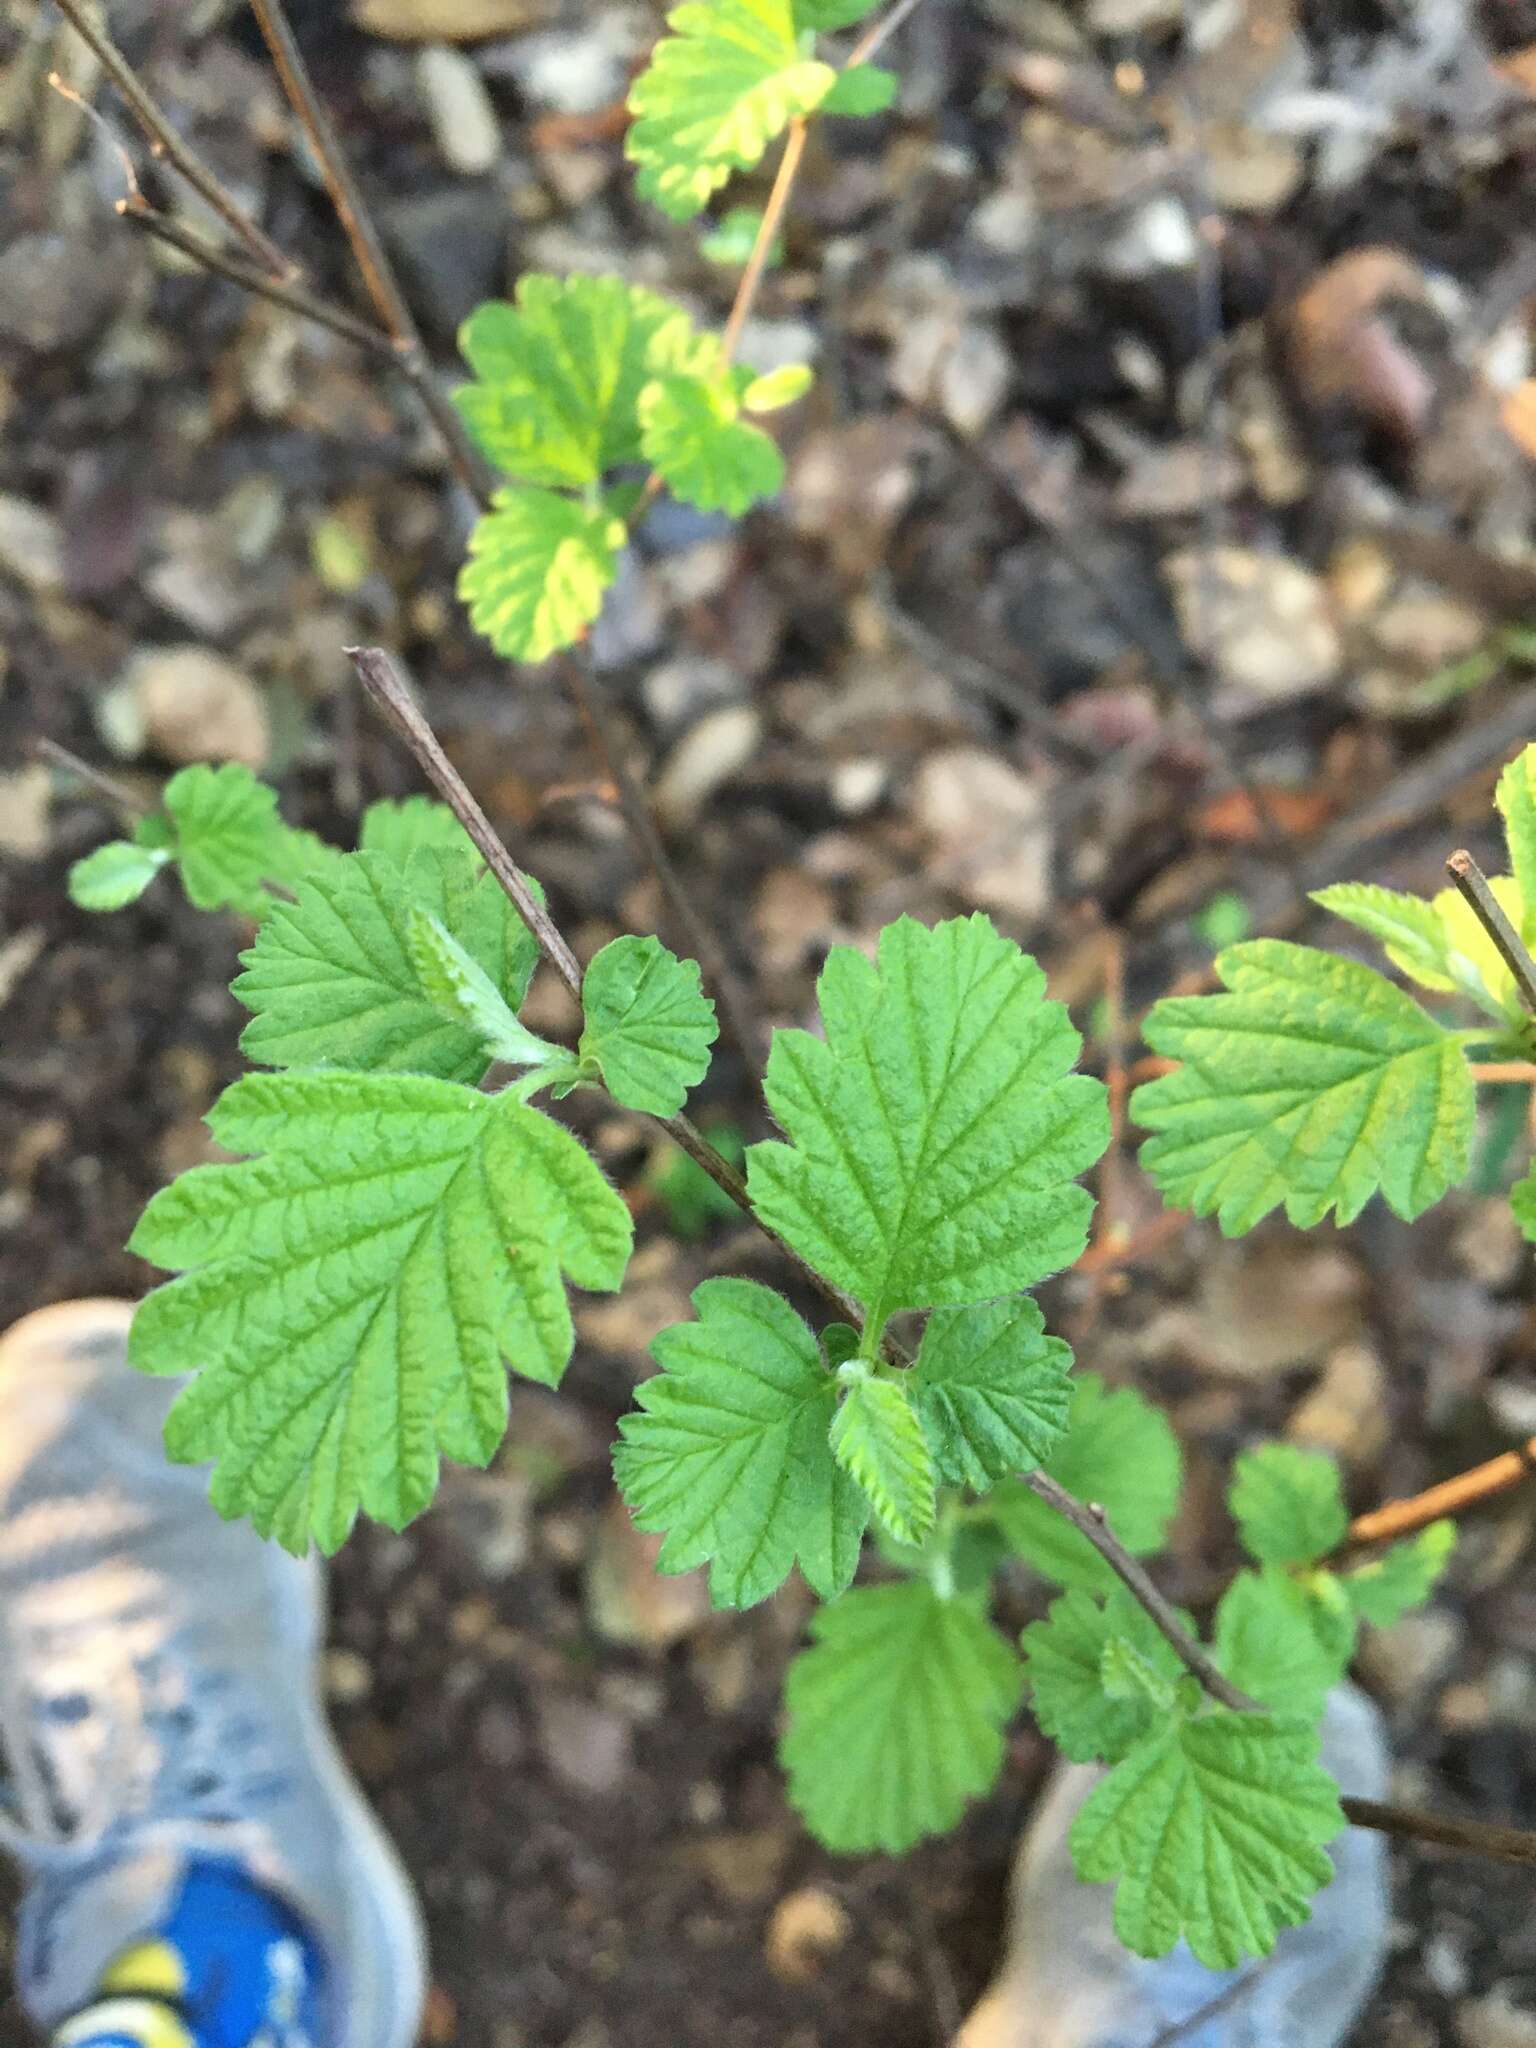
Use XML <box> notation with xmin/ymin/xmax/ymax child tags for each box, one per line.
<box><xmin>954</xmin><ymin>1682</ymin><xmax>1390</xmax><ymax>2048</ymax></box>
<box><xmin>0</xmin><ymin>1300</ymin><xmax>428</xmax><ymax>2048</ymax></box>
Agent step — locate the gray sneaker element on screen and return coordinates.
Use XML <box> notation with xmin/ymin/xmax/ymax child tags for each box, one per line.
<box><xmin>0</xmin><ymin>1299</ymin><xmax>427</xmax><ymax>2048</ymax></box>
<box><xmin>954</xmin><ymin>1683</ymin><xmax>1390</xmax><ymax>2048</ymax></box>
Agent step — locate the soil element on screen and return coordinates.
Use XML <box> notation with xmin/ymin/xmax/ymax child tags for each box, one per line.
<box><xmin>6</xmin><ymin>2</ymin><xmax>1536</xmax><ymax>2043</ymax></box>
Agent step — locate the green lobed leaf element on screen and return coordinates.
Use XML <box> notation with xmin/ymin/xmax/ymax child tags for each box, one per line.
<box><xmin>1229</xmin><ymin>1443</ymin><xmax>1347</xmax><ymax>1567</ymax></box>
<box><xmin>990</xmin><ymin>1375</ymin><xmax>1181</xmax><ymax>1592</ymax></box>
<box><xmin>455</xmin><ymin>275</ymin><xmax>707</xmax><ymax>488</ymax></box>
<box><xmin>747</xmin><ymin>915</ymin><xmax>1109</xmax><ymax>1331</ymax></box>
<box><xmin>626</xmin><ymin>0</ymin><xmax>837</xmax><ymax>221</ymax></box>
<box><xmin>639</xmin><ymin>371</ymin><xmax>785</xmax><ymax>515</ymax></box>
<box><xmin>577</xmin><ymin>934</ymin><xmax>719</xmax><ymax>1116</ymax></box>
<box><xmin>1070</xmin><ymin>1710</ymin><xmax>1343</xmax><ymax>1968</ymax></box>
<box><xmin>130</xmin><ymin>1070</ymin><xmax>633</xmax><ymax>1554</ymax></box>
<box><xmin>614</xmin><ymin>1279</ymin><xmax>868</xmax><ymax>1607</ymax></box>
<box><xmin>1134</xmin><ymin>940</ymin><xmax>1476</xmax><ymax>1233</ymax></box>
<box><xmin>405</xmin><ymin>909</ymin><xmax>565</xmax><ymax>1072</ymax></box>
<box><xmin>358</xmin><ymin>795</ymin><xmax>474</xmax><ymax>867</ymax></box>
<box><xmin>781</xmin><ymin>1580</ymin><xmax>1022</xmax><ymax>1852</ymax></box>
<box><xmin>699</xmin><ymin>205</ymin><xmax>780</xmax><ymax>268</ymax></box>
<box><xmin>1497</xmin><ymin>743</ymin><xmax>1536</xmax><ymax>920</ymax></box>
<box><xmin>234</xmin><ymin>849</ymin><xmax>538</xmax><ymax>1083</ymax></box>
<box><xmin>908</xmin><ymin>1297</ymin><xmax>1073</xmax><ymax>1492</ymax></box>
<box><xmin>1431</xmin><ymin>875</ymin><xmax>1530</xmax><ymax>1021</ymax></box>
<box><xmin>1022</xmin><ymin>1586</ymin><xmax>1186</xmax><ymax>1764</ymax></box>
<box><xmin>1213</xmin><ymin>1568</ymin><xmax>1352</xmax><ymax>1718</ymax></box>
<box><xmin>829</xmin><ymin>1371</ymin><xmax>935</xmax><ymax>1544</ymax></box>
<box><xmin>162</xmin><ymin>763</ymin><xmax>290</xmax><ymax>918</ymax></box>
<box><xmin>68</xmin><ymin>839</ymin><xmax>170</xmax><ymax>912</ymax></box>
<box><xmin>793</xmin><ymin>0</ymin><xmax>879</xmax><ymax>24</ymax></box>
<box><xmin>1311</xmin><ymin>883</ymin><xmax>1457</xmax><ymax>993</ymax></box>
<box><xmin>460</xmin><ymin>487</ymin><xmax>626</xmax><ymax>665</ymax></box>
<box><xmin>818</xmin><ymin>63</ymin><xmax>896</xmax><ymax>114</ymax></box>
<box><xmin>741</xmin><ymin>363</ymin><xmax>814</xmax><ymax>413</ymax></box>
<box><xmin>1342</xmin><ymin>1520</ymin><xmax>1455</xmax><ymax>1626</ymax></box>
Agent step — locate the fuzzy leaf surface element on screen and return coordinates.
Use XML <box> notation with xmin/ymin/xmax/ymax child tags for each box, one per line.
<box><xmin>747</xmin><ymin>915</ymin><xmax>1108</xmax><ymax>1328</ymax></box>
<box><xmin>577</xmin><ymin>935</ymin><xmax>718</xmax><ymax>1115</ymax></box>
<box><xmin>129</xmin><ymin>1070</ymin><xmax>632</xmax><ymax>1553</ymax></box>
<box><xmin>990</xmin><ymin>1375</ymin><xmax>1181</xmax><ymax>1591</ymax></box>
<box><xmin>1070</xmin><ymin>1712</ymin><xmax>1343</xmax><ymax>1968</ymax></box>
<box><xmin>1496</xmin><ymin>743</ymin><xmax>1536</xmax><ymax>917</ymax></box>
<box><xmin>161</xmin><ymin>764</ymin><xmax>289</xmax><ymax>917</ymax></box>
<box><xmin>358</xmin><ymin>795</ymin><xmax>474</xmax><ymax>867</ymax></box>
<box><xmin>1134</xmin><ymin>940</ymin><xmax>1475</xmax><ymax>1233</ymax></box>
<box><xmin>405</xmin><ymin>910</ymin><xmax>562</xmax><ymax>1071</ymax></box>
<box><xmin>1311</xmin><ymin>883</ymin><xmax>1456</xmax><ymax>992</ymax></box>
<box><xmin>1023</xmin><ymin>1587</ymin><xmax>1186</xmax><ymax>1764</ymax></box>
<box><xmin>234</xmin><ymin>850</ymin><xmax>537</xmax><ymax>1082</ymax></box>
<box><xmin>460</xmin><ymin>487</ymin><xmax>625</xmax><ymax>664</ymax></box>
<box><xmin>69</xmin><ymin>839</ymin><xmax>170</xmax><ymax>911</ymax></box>
<box><xmin>908</xmin><ymin>1297</ymin><xmax>1073</xmax><ymax>1491</ymax></box>
<box><xmin>1213</xmin><ymin>1568</ymin><xmax>1350</xmax><ymax>1718</ymax></box>
<box><xmin>782</xmin><ymin>1581</ymin><xmax>1022</xmax><ymax>1852</ymax></box>
<box><xmin>1342</xmin><ymin>1520</ymin><xmax>1456</xmax><ymax>1626</ymax></box>
<box><xmin>829</xmin><ymin>1372</ymin><xmax>935</xmax><ymax>1544</ymax></box>
<box><xmin>626</xmin><ymin>0</ymin><xmax>836</xmax><ymax>220</ymax></box>
<box><xmin>1229</xmin><ymin>1444</ymin><xmax>1347</xmax><ymax>1567</ymax></box>
<box><xmin>639</xmin><ymin>371</ymin><xmax>785</xmax><ymax>514</ymax></box>
<box><xmin>614</xmin><ymin>1279</ymin><xmax>867</xmax><ymax>1607</ymax></box>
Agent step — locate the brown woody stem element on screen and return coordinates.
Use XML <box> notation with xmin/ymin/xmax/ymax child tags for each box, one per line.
<box><xmin>1446</xmin><ymin>848</ymin><xmax>1536</xmax><ymax>1014</ymax></box>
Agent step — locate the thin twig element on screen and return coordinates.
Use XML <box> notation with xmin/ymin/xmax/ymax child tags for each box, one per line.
<box><xmin>1339</xmin><ymin>1797</ymin><xmax>1536</xmax><ymax>1868</ymax></box>
<box><xmin>119</xmin><ymin>200</ymin><xmax>391</xmax><ymax>353</ymax></box>
<box><xmin>720</xmin><ymin>116</ymin><xmax>809</xmax><ymax>366</ymax></box>
<box><xmin>1446</xmin><ymin>849</ymin><xmax>1536</xmax><ymax>1014</ymax></box>
<box><xmin>557</xmin><ymin>649</ymin><xmax>766</xmax><ymax>1068</ymax></box>
<box><xmin>1470</xmin><ymin>1062</ymin><xmax>1536</xmax><ymax>1083</ymax></box>
<box><xmin>1019</xmin><ymin>1471</ymin><xmax>1258</xmax><ymax>1713</ymax></box>
<box><xmin>845</xmin><ymin>0</ymin><xmax>930</xmax><ymax>66</ymax></box>
<box><xmin>249</xmin><ymin>0</ymin><xmax>416</xmax><ymax>343</ymax></box>
<box><xmin>32</xmin><ymin>737</ymin><xmax>147</xmax><ymax>816</ymax></box>
<box><xmin>51</xmin><ymin>0</ymin><xmax>295</xmax><ymax>280</ymax></box>
<box><xmin>1345</xmin><ymin>1440</ymin><xmax>1536</xmax><ymax>1551</ymax></box>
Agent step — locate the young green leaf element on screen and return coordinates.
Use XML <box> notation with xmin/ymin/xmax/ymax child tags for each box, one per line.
<box><xmin>699</xmin><ymin>205</ymin><xmax>780</xmax><ymax>268</ymax></box>
<box><xmin>627</xmin><ymin>0</ymin><xmax>838</xmax><ymax>222</ymax></box>
<box><xmin>1134</xmin><ymin>940</ymin><xmax>1476</xmax><ymax>1233</ymax></box>
<box><xmin>459</xmin><ymin>487</ymin><xmax>626</xmax><ymax>665</ymax></box>
<box><xmin>235</xmin><ymin>849</ymin><xmax>538</xmax><ymax>1082</ymax></box>
<box><xmin>741</xmin><ymin>363</ymin><xmax>814</xmax><ymax>413</ymax></box>
<box><xmin>130</xmin><ymin>1069</ymin><xmax>633</xmax><ymax>1554</ymax></box>
<box><xmin>1022</xmin><ymin>1587</ymin><xmax>1187</xmax><ymax>1763</ymax></box>
<box><xmin>358</xmin><ymin>794</ymin><xmax>474</xmax><ymax>866</ymax></box>
<box><xmin>1342</xmin><ymin>1519</ymin><xmax>1455</xmax><ymax>1626</ymax></box>
<box><xmin>908</xmin><ymin>1297</ymin><xmax>1073</xmax><ymax>1491</ymax></box>
<box><xmin>1213</xmin><ymin>1568</ymin><xmax>1352</xmax><ymax>1718</ymax></box>
<box><xmin>455</xmin><ymin>276</ymin><xmax>704</xmax><ymax>487</ymax></box>
<box><xmin>405</xmin><ymin>909</ymin><xmax>566</xmax><ymax>1072</ymax></box>
<box><xmin>162</xmin><ymin>763</ymin><xmax>290</xmax><ymax>918</ymax></box>
<box><xmin>638</xmin><ymin>372</ymin><xmax>785</xmax><ymax>515</ymax></box>
<box><xmin>818</xmin><ymin>63</ymin><xmax>896</xmax><ymax>114</ymax></box>
<box><xmin>1229</xmin><ymin>1444</ymin><xmax>1347</xmax><ymax>1567</ymax></box>
<box><xmin>781</xmin><ymin>1580</ymin><xmax>1022</xmax><ymax>1852</ymax></box>
<box><xmin>747</xmin><ymin>915</ymin><xmax>1109</xmax><ymax>1331</ymax></box>
<box><xmin>1496</xmin><ymin>743</ymin><xmax>1536</xmax><ymax>916</ymax></box>
<box><xmin>1431</xmin><ymin>876</ymin><xmax>1529</xmax><ymax>1021</ymax></box>
<box><xmin>1070</xmin><ymin>1711</ymin><xmax>1343</xmax><ymax>1968</ymax></box>
<box><xmin>68</xmin><ymin>839</ymin><xmax>170</xmax><ymax>912</ymax></box>
<box><xmin>829</xmin><ymin>1371</ymin><xmax>935</xmax><ymax>1544</ymax></box>
<box><xmin>989</xmin><ymin>1375</ymin><xmax>1181</xmax><ymax>1592</ymax></box>
<box><xmin>1311</xmin><ymin>883</ymin><xmax>1456</xmax><ymax>992</ymax></box>
<box><xmin>614</xmin><ymin>1278</ymin><xmax>868</xmax><ymax>1606</ymax></box>
<box><xmin>793</xmin><ymin>0</ymin><xmax>878</xmax><ymax>24</ymax></box>
<box><xmin>577</xmin><ymin>934</ymin><xmax>719</xmax><ymax>1115</ymax></box>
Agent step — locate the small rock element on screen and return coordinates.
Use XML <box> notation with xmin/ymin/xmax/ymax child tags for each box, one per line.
<box><xmin>585</xmin><ymin>1494</ymin><xmax>710</xmax><ymax>1651</ymax></box>
<box><xmin>476</xmin><ymin>1703</ymin><xmax>527</xmax><ymax>1770</ymax></box>
<box><xmin>1164</xmin><ymin>546</ymin><xmax>1342</xmax><ymax>705</ymax></box>
<box><xmin>0</xmin><ymin>494</ymin><xmax>65</xmax><ymax>593</ymax></box>
<box><xmin>913</xmin><ymin>747</ymin><xmax>1051</xmax><ymax>923</ymax></box>
<box><xmin>128</xmin><ymin>646</ymin><xmax>270</xmax><ymax>769</ymax></box>
<box><xmin>765</xmin><ymin>1886</ymin><xmax>852</xmax><ymax>1985</ymax></box>
<box><xmin>1356</xmin><ymin>1607</ymin><xmax>1463</xmax><ymax>1709</ymax></box>
<box><xmin>1458</xmin><ymin>1990</ymin><xmax>1536</xmax><ymax>2048</ymax></box>
<box><xmin>1288</xmin><ymin>1342</ymin><xmax>1389</xmax><ymax>1466</ymax></box>
<box><xmin>0</xmin><ymin>766</ymin><xmax>51</xmax><ymax>859</ymax></box>
<box><xmin>787</xmin><ymin>418</ymin><xmax>925</xmax><ymax>581</ymax></box>
<box><xmin>652</xmin><ymin>706</ymin><xmax>762</xmax><ymax>827</ymax></box>
<box><xmin>753</xmin><ymin>867</ymin><xmax>837</xmax><ymax>977</ymax></box>
<box><xmin>324</xmin><ymin>1648</ymin><xmax>373</xmax><ymax>1705</ymax></box>
<box><xmin>434</xmin><ymin>1470</ymin><xmax>531</xmax><ymax>1580</ymax></box>
<box><xmin>0</xmin><ymin>233</ymin><xmax>121</xmax><ymax>352</ymax></box>
<box><xmin>890</xmin><ymin>316</ymin><xmax>1011</xmax><ymax>438</ymax></box>
<box><xmin>534</xmin><ymin>1694</ymin><xmax>632</xmax><ymax>1796</ymax></box>
<box><xmin>488</xmin><ymin>16</ymin><xmax>642</xmax><ymax>113</ymax></box>
<box><xmin>642</xmin><ymin>656</ymin><xmax>741</xmax><ymax>735</ymax></box>
<box><xmin>352</xmin><ymin>0</ymin><xmax>551</xmax><ymax>38</ymax></box>
<box><xmin>416</xmin><ymin>43</ymin><xmax>503</xmax><ymax>174</ymax></box>
<box><xmin>382</xmin><ymin>187</ymin><xmax>508</xmax><ymax>337</ymax></box>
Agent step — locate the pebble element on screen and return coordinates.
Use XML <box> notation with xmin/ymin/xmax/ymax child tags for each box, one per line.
<box><xmin>416</xmin><ymin>43</ymin><xmax>503</xmax><ymax>174</ymax></box>
<box><xmin>1288</xmin><ymin>1341</ymin><xmax>1389</xmax><ymax>1466</ymax></box>
<box><xmin>765</xmin><ymin>1887</ymin><xmax>852</xmax><ymax>1985</ymax></box>
<box><xmin>1458</xmin><ymin>1990</ymin><xmax>1536</xmax><ymax>2048</ymax></box>
<box><xmin>351</xmin><ymin>0</ymin><xmax>551</xmax><ymax>38</ymax></box>
<box><xmin>489</xmin><ymin>16</ymin><xmax>642</xmax><ymax>113</ymax></box>
<box><xmin>1356</xmin><ymin>1607</ymin><xmax>1463</xmax><ymax>1708</ymax></box>
<box><xmin>584</xmin><ymin>1494</ymin><xmax>711</xmax><ymax>1651</ymax></box>
<box><xmin>642</xmin><ymin>656</ymin><xmax>742</xmax><ymax>735</ymax></box>
<box><xmin>912</xmin><ymin>746</ymin><xmax>1052</xmax><ymax>923</ymax></box>
<box><xmin>126</xmin><ymin>646</ymin><xmax>270</xmax><ymax>769</ymax></box>
<box><xmin>382</xmin><ymin>187</ymin><xmax>508</xmax><ymax>337</ymax></box>
<box><xmin>0</xmin><ymin>232</ymin><xmax>120</xmax><ymax>352</ymax></box>
<box><xmin>1164</xmin><ymin>545</ymin><xmax>1342</xmax><ymax>704</ymax></box>
<box><xmin>324</xmin><ymin>1648</ymin><xmax>373</xmax><ymax>1706</ymax></box>
<box><xmin>0</xmin><ymin>766</ymin><xmax>51</xmax><ymax>859</ymax></box>
<box><xmin>534</xmin><ymin>1694</ymin><xmax>632</xmax><ymax>1796</ymax></box>
<box><xmin>652</xmin><ymin>706</ymin><xmax>762</xmax><ymax>827</ymax></box>
<box><xmin>0</xmin><ymin>494</ymin><xmax>65</xmax><ymax>593</ymax></box>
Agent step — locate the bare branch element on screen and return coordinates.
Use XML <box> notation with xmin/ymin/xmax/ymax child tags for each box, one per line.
<box><xmin>1446</xmin><ymin>848</ymin><xmax>1536</xmax><ymax>1014</ymax></box>
<box><xmin>1340</xmin><ymin>1796</ymin><xmax>1536</xmax><ymax>1868</ymax></box>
